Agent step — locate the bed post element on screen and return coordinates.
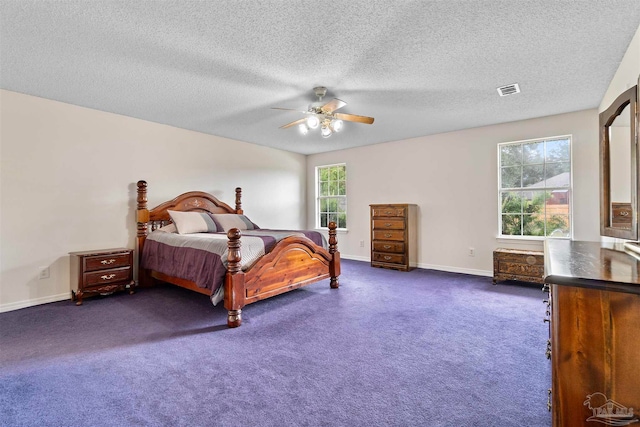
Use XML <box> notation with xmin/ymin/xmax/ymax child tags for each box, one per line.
<box><xmin>224</xmin><ymin>228</ymin><xmax>245</xmax><ymax>327</ymax></box>
<box><xmin>235</xmin><ymin>187</ymin><xmax>243</xmax><ymax>214</ymax></box>
<box><xmin>328</xmin><ymin>221</ymin><xmax>340</xmax><ymax>289</ymax></box>
<box><xmin>136</xmin><ymin>180</ymin><xmax>152</xmax><ymax>287</ymax></box>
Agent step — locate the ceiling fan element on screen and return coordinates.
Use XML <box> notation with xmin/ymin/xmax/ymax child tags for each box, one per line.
<box><xmin>272</xmin><ymin>86</ymin><xmax>374</xmax><ymax>138</ymax></box>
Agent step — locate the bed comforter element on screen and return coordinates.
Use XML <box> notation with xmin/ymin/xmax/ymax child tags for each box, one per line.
<box><xmin>140</xmin><ymin>229</ymin><xmax>326</xmax><ymax>304</ymax></box>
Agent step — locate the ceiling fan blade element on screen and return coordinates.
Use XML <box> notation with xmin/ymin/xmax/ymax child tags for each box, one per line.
<box><xmin>271</xmin><ymin>107</ymin><xmax>309</xmax><ymax>114</ymax></box>
<box><xmin>334</xmin><ymin>113</ymin><xmax>375</xmax><ymax>124</ymax></box>
<box><xmin>279</xmin><ymin>118</ymin><xmax>307</xmax><ymax>129</ymax></box>
<box><xmin>320</xmin><ymin>98</ymin><xmax>347</xmax><ymax>114</ymax></box>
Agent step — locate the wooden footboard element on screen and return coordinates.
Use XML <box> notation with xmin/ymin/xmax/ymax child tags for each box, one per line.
<box><xmin>136</xmin><ymin>180</ymin><xmax>340</xmax><ymax>328</ymax></box>
<box><xmin>224</xmin><ymin>224</ymin><xmax>340</xmax><ymax>327</ymax></box>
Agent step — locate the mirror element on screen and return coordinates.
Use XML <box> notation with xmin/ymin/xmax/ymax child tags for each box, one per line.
<box><xmin>600</xmin><ymin>84</ymin><xmax>638</xmax><ymax>240</ymax></box>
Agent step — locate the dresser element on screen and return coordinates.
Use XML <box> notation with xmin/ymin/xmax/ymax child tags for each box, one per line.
<box><xmin>370</xmin><ymin>204</ymin><xmax>417</xmax><ymax>271</ymax></box>
<box><xmin>70</xmin><ymin>248</ymin><xmax>135</xmax><ymax>305</ymax></box>
<box><xmin>544</xmin><ymin>240</ymin><xmax>640</xmax><ymax>426</ymax></box>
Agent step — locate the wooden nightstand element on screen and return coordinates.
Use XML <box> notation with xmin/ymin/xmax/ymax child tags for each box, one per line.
<box><xmin>70</xmin><ymin>248</ymin><xmax>135</xmax><ymax>305</ymax></box>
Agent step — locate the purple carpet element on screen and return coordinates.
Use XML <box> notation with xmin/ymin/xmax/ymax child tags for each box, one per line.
<box><xmin>0</xmin><ymin>259</ymin><xmax>551</xmax><ymax>426</ymax></box>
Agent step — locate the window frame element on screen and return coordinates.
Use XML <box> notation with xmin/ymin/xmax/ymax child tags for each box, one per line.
<box><xmin>315</xmin><ymin>163</ymin><xmax>347</xmax><ymax>230</ymax></box>
<box><xmin>497</xmin><ymin>135</ymin><xmax>573</xmax><ymax>240</ymax></box>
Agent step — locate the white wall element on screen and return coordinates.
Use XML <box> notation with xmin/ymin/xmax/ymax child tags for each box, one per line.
<box><xmin>307</xmin><ymin>109</ymin><xmax>600</xmax><ymax>276</ymax></box>
<box><xmin>0</xmin><ymin>90</ymin><xmax>306</xmax><ymax>311</ymax></box>
<box><xmin>600</xmin><ymin>24</ymin><xmax>640</xmax><ymax>112</ymax></box>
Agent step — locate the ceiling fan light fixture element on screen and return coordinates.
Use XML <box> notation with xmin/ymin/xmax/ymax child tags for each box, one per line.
<box><xmin>298</xmin><ymin>123</ymin><xmax>309</xmax><ymax>135</ymax></box>
<box><xmin>321</xmin><ymin>126</ymin><xmax>332</xmax><ymax>138</ymax></box>
<box><xmin>307</xmin><ymin>115</ymin><xmax>320</xmax><ymax>129</ymax></box>
<box><xmin>331</xmin><ymin>119</ymin><xmax>343</xmax><ymax>132</ymax></box>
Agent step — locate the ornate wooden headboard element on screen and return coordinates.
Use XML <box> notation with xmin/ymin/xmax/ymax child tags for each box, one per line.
<box><xmin>136</xmin><ymin>180</ymin><xmax>243</xmax><ymax>260</ymax></box>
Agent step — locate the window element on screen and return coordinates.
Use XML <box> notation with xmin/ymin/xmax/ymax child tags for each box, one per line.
<box><xmin>498</xmin><ymin>136</ymin><xmax>571</xmax><ymax>238</ymax></box>
<box><xmin>316</xmin><ymin>164</ymin><xmax>347</xmax><ymax>229</ymax></box>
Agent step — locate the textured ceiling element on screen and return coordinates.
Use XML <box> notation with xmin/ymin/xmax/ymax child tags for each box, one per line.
<box><xmin>1</xmin><ymin>1</ymin><xmax>639</xmax><ymax>155</ymax></box>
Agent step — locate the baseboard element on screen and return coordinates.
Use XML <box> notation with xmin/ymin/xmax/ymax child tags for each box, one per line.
<box><xmin>0</xmin><ymin>293</ymin><xmax>70</xmax><ymax>313</ymax></box>
<box><xmin>417</xmin><ymin>263</ymin><xmax>493</xmax><ymax>277</ymax></box>
<box><xmin>340</xmin><ymin>254</ymin><xmax>370</xmax><ymax>262</ymax></box>
<box><xmin>340</xmin><ymin>255</ymin><xmax>492</xmax><ymax>277</ymax></box>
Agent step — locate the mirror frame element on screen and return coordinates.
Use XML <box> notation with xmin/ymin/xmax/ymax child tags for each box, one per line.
<box><xmin>599</xmin><ymin>84</ymin><xmax>638</xmax><ymax>240</ymax></box>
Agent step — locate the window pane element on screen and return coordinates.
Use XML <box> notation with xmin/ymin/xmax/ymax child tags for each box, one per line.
<box><xmin>500</xmin><ymin>145</ymin><xmax>522</xmax><ymax>167</ymax></box>
<box><xmin>545</xmin><ymin>162</ymin><xmax>570</xmax><ymax>186</ymax></box>
<box><xmin>523</xmin><ymin>214</ymin><xmax>545</xmax><ymax>236</ymax></box>
<box><xmin>523</xmin><ymin>164</ymin><xmax>545</xmax><ymax>187</ymax></box>
<box><xmin>328</xmin><ymin>213</ymin><xmax>338</xmax><ymax>225</ymax></box>
<box><xmin>320</xmin><ymin>198</ymin><xmax>328</xmax><ymax>213</ymax></box>
<box><xmin>329</xmin><ymin>181</ymin><xmax>338</xmax><ymax>196</ymax></box>
<box><xmin>501</xmin><ymin>191</ymin><xmax>522</xmax><ymax>214</ymax></box>
<box><xmin>338</xmin><ymin>213</ymin><xmax>346</xmax><ymax>228</ymax></box>
<box><xmin>320</xmin><ymin>213</ymin><xmax>328</xmax><ymax>228</ymax></box>
<box><xmin>502</xmin><ymin>214</ymin><xmax>522</xmax><ymax>235</ymax></box>
<box><xmin>319</xmin><ymin>168</ymin><xmax>329</xmax><ymax>181</ymax></box>
<box><xmin>337</xmin><ymin>198</ymin><xmax>347</xmax><ymax>213</ymax></box>
<box><xmin>546</xmin><ymin>214</ymin><xmax>570</xmax><ymax>237</ymax></box>
<box><xmin>523</xmin><ymin>190</ymin><xmax>547</xmax><ymax>214</ymax></box>
<box><xmin>501</xmin><ymin>166</ymin><xmax>522</xmax><ymax>188</ymax></box>
<box><xmin>320</xmin><ymin>182</ymin><xmax>328</xmax><ymax>196</ymax></box>
<box><xmin>338</xmin><ymin>180</ymin><xmax>346</xmax><ymax>196</ymax></box>
<box><xmin>523</xmin><ymin>142</ymin><xmax>544</xmax><ymax>164</ymax></box>
<box><xmin>546</xmin><ymin>139</ymin><xmax>570</xmax><ymax>162</ymax></box>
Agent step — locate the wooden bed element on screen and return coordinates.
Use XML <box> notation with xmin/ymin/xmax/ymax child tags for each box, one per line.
<box><xmin>136</xmin><ymin>180</ymin><xmax>340</xmax><ymax>328</ymax></box>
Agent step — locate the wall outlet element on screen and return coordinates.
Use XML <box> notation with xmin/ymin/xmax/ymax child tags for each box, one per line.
<box><xmin>359</xmin><ymin>240</ymin><xmax>365</xmax><ymax>247</ymax></box>
<box><xmin>38</xmin><ymin>266</ymin><xmax>50</xmax><ymax>279</ymax></box>
<box><xmin>468</xmin><ymin>247</ymin><xmax>475</xmax><ymax>257</ymax></box>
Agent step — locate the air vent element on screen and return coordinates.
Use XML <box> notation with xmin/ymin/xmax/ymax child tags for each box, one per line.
<box><xmin>497</xmin><ymin>83</ymin><xmax>520</xmax><ymax>97</ymax></box>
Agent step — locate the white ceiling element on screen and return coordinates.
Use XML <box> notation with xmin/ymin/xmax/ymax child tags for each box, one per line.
<box><xmin>1</xmin><ymin>1</ymin><xmax>639</xmax><ymax>155</ymax></box>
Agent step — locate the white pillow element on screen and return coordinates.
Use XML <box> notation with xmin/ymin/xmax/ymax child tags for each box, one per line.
<box><xmin>210</xmin><ymin>214</ymin><xmax>260</xmax><ymax>232</ymax></box>
<box><xmin>167</xmin><ymin>210</ymin><xmax>219</xmax><ymax>234</ymax></box>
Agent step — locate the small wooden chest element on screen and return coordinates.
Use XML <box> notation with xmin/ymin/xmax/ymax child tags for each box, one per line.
<box><xmin>493</xmin><ymin>248</ymin><xmax>544</xmax><ymax>284</ymax></box>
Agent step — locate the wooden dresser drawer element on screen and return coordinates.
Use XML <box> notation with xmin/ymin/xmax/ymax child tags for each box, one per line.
<box><xmin>372</xmin><ymin>252</ymin><xmax>405</xmax><ymax>265</ymax></box>
<box><xmin>372</xmin><ymin>207</ymin><xmax>406</xmax><ymax>218</ymax></box>
<box><xmin>372</xmin><ymin>219</ymin><xmax>405</xmax><ymax>230</ymax></box>
<box><xmin>372</xmin><ymin>230</ymin><xmax>405</xmax><ymax>241</ymax></box>
<box><xmin>612</xmin><ymin>202</ymin><xmax>632</xmax><ymax>227</ymax></box>
<box><xmin>372</xmin><ymin>241</ymin><xmax>405</xmax><ymax>253</ymax></box>
<box><xmin>84</xmin><ymin>253</ymin><xmax>131</xmax><ymax>271</ymax></box>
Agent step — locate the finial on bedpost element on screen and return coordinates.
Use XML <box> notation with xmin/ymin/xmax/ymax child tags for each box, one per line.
<box><xmin>225</xmin><ymin>228</ymin><xmax>243</xmax><ymax>327</ymax></box>
<box><xmin>235</xmin><ymin>187</ymin><xmax>243</xmax><ymax>214</ymax></box>
<box><xmin>328</xmin><ymin>221</ymin><xmax>340</xmax><ymax>289</ymax></box>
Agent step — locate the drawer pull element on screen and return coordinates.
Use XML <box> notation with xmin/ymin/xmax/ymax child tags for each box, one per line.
<box><xmin>383</xmin><ymin>245</ymin><xmax>392</xmax><ymax>249</ymax></box>
<box><xmin>101</xmin><ymin>259</ymin><xmax>116</xmax><ymax>265</ymax></box>
<box><xmin>385</xmin><ymin>210</ymin><xmax>392</xmax><ymax>215</ymax></box>
<box><xmin>101</xmin><ymin>274</ymin><xmax>116</xmax><ymax>280</ymax></box>
<box><xmin>384</xmin><ymin>233</ymin><xmax>392</xmax><ymax>238</ymax></box>
<box><xmin>385</xmin><ymin>223</ymin><xmax>392</xmax><ymax>227</ymax></box>
<box><xmin>383</xmin><ymin>256</ymin><xmax>392</xmax><ymax>260</ymax></box>
<box><xmin>619</xmin><ymin>210</ymin><xmax>629</xmax><ymax>216</ymax></box>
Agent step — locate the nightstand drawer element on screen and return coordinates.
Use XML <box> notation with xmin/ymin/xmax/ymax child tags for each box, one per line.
<box><xmin>84</xmin><ymin>267</ymin><xmax>132</xmax><ymax>287</ymax></box>
<box><xmin>85</xmin><ymin>253</ymin><xmax>131</xmax><ymax>271</ymax></box>
<box><xmin>373</xmin><ymin>241</ymin><xmax>405</xmax><ymax>253</ymax></box>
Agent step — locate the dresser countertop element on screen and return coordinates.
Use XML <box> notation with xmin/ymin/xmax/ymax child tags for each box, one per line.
<box><xmin>544</xmin><ymin>240</ymin><xmax>640</xmax><ymax>295</ymax></box>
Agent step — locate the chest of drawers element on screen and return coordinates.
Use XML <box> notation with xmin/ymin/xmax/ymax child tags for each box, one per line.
<box><xmin>370</xmin><ymin>204</ymin><xmax>417</xmax><ymax>271</ymax></box>
<box><xmin>492</xmin><ymin>248</ymin><xmax>544</xmax><ymax>284</ymax></box>
<box><xmin>69</xmin><ymin>248</ymin><xmax>135</xmax><ymax>305</ymax></box>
